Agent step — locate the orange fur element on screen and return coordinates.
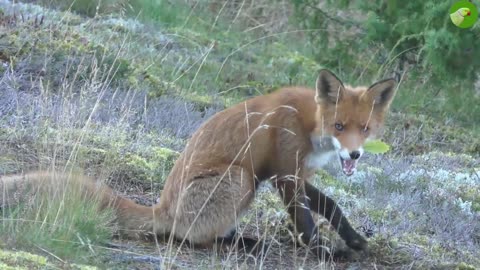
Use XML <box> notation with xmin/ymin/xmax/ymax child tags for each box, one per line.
<box><xmin>1</xmin><ymin>70</ymin><xmax>397</xmax><ymax>258</ymax></box>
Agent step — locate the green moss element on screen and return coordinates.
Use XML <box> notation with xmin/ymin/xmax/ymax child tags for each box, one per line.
<box><xmin>366</xmin><ymin>204</ymin><xmax>404</xmax><ymax>226</ymax></box>
<box><xmin>456</xmin><ymin>262</ymin><xmax>477</xmax><ymax>270</ymax></box>
<box><xmin>180</xmin><ymin>93</ymin><xmax>225</xmax><ymax>112</ymax></box>
<box><xmin>0</xmin><ymin>249</ymin><xmax>100</xmax><ymax>270</ymax></box>
<box><xmin>374</xmin><ymin>172</ymin><xmax>408</xmax><ymax>193</ymax></box>
<box><xmin>367</xmin><ymin>235</ymin><xmax>414</xmax><ymax>266</ymax></box>
<box><xmin>384</xmin><ymin>113</ymin><xmax>480</xmax><ymax>155</ymax></box>
<box><xmin>10</xmin><ymin>122</ymin><xmax>183</xmax><ymax>186</ymax></box>
<box><xmin>116</xmin><ymin>147</ymin><xmax>180</xmax><ymax>185</ymax></box>
<box><xmin>123</xmin><ymin>153</ymin><xmax>159</xmax><ymax>181</ymax></box>
<box><xmin>367</xmin><ymin>209</ymin><xmax>387</xmax><ymax>223</ymax></box>
<box><xmin>0</xmin><ymin>263</ymin><xmax>18</xmax><ymax>270</ymax></box>
<box><xmin>153</xmin><ymin>147</ymin><xmax>180</xmax><ymax>172</ymax></box>
<box><xmin>0</xmin><ymin>249</ymin><xmax>49</xmax><ymax>269</ymax></box>
<box><xmin>398</xmin><ymin>234</ymin><xmax>466</xmax><ymax>264</ymax></box>
<box><xmin>456</xmin><ymin>186</ymin><xmax>480</xmax><ymax>212</ymax></box>
<box><xmin>314</xmin><ymin>169</ymin><xmax>347</xmax><ymax>190</ymax></box>
<box><xmin>250</xmin><ymin>189</ymin><xmax>284</xmax><ymax>213</ymax></box>
<box><xmin>76</xmin><ymin>145</ymin><xmax>108</xmax><ymax>167</ymax></box>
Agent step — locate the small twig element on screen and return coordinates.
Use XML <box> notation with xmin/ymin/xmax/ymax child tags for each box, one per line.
<box><xmin>35</xmin><ymin>245</ymin><xmax>65</xmax><ymax>264</ymax></box>
<box><xmin>305</xmin><ymin>4</ymin><xmax>364</xmax><ymax>31</ymax></box>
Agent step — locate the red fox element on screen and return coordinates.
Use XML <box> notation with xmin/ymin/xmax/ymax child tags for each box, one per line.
<box><xmin>1</xmin><ymin>70</ymin><xmax>397</xmax><ymax>259</ymax></box>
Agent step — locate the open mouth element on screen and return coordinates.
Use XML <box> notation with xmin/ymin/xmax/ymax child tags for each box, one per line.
<box><xmin>340</xmin><ymin>157</ymin><xmax>357</xmax><ymax>176</ymax></box>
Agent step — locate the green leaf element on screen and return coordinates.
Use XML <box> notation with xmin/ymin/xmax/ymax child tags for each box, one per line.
<box><xmin>363</xmin><ymin>140</ymin><xmax>390</xmax><ymax>154</ymax></box>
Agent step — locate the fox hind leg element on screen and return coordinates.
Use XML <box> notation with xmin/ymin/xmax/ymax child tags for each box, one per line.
<box><xmin>170</xmin><ymin>165</ymin><xmax>256</xmax><ymax>249</ymax></box>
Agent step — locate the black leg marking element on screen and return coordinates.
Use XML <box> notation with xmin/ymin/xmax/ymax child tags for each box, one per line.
<box><xmin>305</xmin><ymin>181</ymin><xmax>367</xmax><ymax>251</ymax></box>
<box><xmin>217</xmin><ymin>230</ymin><xmax>264</xmax><ymax>256</ymax></box>
<box><xmin>274</xmin><ymin>178</ymin><xmax>333</xmax><ymax>259</ymax></box>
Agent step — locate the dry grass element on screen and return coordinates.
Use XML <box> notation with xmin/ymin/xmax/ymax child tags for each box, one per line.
<box><xmin>0</xmin><ymin>0</ymin><xmax>479</xmax><ymax>269</ymax></box>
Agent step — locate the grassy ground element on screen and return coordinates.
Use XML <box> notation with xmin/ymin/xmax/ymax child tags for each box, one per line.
<box><xmin>0</xmin><ymin>0</ymin><xmax>479</xmax><ymax>269</ymax></box>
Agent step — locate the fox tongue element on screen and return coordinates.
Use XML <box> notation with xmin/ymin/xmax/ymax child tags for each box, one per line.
<box><xmin>342</xmin><ymin>159</ymin><xmax>357</xmax><ymax>176</ymax></box>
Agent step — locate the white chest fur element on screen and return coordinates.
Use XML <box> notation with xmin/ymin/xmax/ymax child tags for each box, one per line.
<box><xmin>306</xmin><ymin>150</ymin><xmax>337</xmax><ymax>169</ymax></box>
<box><xmin>306</xmin><ymin>136</ymin><xmax>341</xmax><ymax>169</ymax></box>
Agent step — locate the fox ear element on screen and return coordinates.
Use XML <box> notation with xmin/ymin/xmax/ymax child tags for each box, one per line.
<box><xmin>315</xmin><ymin>69</ymin><xmax>345</xmax><ymax>104</ymax></box>
<box><xmin>367</xmin><ymin>78</ymin><xmax>397</xmax><ymax>109</ymax></box>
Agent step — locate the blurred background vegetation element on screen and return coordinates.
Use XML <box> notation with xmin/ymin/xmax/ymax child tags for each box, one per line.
<box><xmin>21</xmin><ymin>0</ymin><xmax>480</xmax><ymax>128</ymax></box>
<box><xmin>293</xmin><ymin>0</ymin><xmax>480</xmax><ymax>126</ymax></box>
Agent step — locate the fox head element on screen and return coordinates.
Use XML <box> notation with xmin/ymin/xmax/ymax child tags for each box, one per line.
<box><xmin>311</xmin><ymin>69</ymin><xmax>397</xmax><ymax>176</ymax></box>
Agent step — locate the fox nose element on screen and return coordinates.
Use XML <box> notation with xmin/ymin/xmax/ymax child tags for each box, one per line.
<box><xmin>349</xmin><ymin>151</ymin><xmax>361</xmax><ymax>160</ymax></box>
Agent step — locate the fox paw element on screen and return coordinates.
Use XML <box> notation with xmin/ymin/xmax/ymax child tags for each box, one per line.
<box><xmin>346</xmin><ymin>234</ymin><xmax>368</xmax><ymax>251</ymax></box>
<box><xmin>311</xmin><ymin>245</ymin><xmax>357</xmax><ymax>261</ymax></box>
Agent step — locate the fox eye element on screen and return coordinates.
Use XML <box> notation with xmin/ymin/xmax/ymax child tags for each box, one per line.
<box><xmin>335</xmin><ymin>123</ymin><xmax>344</xmax><ymax>131</ymax></box>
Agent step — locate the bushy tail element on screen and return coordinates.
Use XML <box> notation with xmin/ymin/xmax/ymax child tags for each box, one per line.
<box><xmin>0</xmin><ymin>170</ymin><xmax>167</xmax><ymax>239</ymax></box>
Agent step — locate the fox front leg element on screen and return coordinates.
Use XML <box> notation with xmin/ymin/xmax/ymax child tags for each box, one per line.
<box><xmin>274</xmin><ymin>177</ymin><xmax>346</xmax><ymax>259</ymax></box>
<box><xmin>304</xmin><ymin>181</ymin><xmax>367</xmax><ymax>252</ymax></box>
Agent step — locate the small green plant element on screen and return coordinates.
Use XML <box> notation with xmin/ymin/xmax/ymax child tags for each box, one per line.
<box><xmin>364</xmin><ymin>139</ymin><xmax>391</xmax><ymax>154</ymax></box>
